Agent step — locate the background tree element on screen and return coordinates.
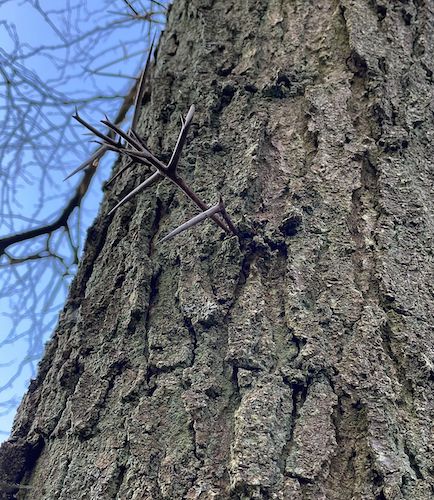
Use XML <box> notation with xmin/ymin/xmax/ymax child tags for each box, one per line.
<box><xmin>1</xmin><ymin>0</ymin><xmax>434</xmax><ymax>498</ymax></box>
<box><xmin>0</xmin><ymin>0</ymin><xmax>165</xmax><ymax>433</ymax></box>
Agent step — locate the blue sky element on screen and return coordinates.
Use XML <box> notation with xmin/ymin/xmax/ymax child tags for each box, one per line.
<box><xmin>0</xmin><ymin>0</ymin><xmax>164</xmax><ymax>439</ymax></box>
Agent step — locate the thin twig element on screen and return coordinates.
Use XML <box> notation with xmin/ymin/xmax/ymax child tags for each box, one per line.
<box><xmin>64</xmin><ymin>37</ymin><xmax>154</xmax><ymax>182</ymax></box>
<box><xmin>122</xmin><ymin>0</ymin><xmax>140</xmax><ymax>16</ymax></box>
<box><xmin>0</xmin><ymin>168</ymin><xmax>94</xmax><ymax>256</ymax></box>
<box><xmin>0</xmin><ymin>481</ymin><xmax>33</xmax><ymax>491</ymax></box>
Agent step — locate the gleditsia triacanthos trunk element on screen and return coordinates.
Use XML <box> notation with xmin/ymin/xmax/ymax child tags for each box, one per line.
<box><xmin>1</xmin><ymin>0</ymin><xmax>434</xmax><ymax>498</ymax></box>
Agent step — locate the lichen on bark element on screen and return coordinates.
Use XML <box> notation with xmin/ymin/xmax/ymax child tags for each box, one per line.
<box><xmin>1</xmin><ymin>0</ymin><xmax>434</xmax><ymax>499</ymax></box>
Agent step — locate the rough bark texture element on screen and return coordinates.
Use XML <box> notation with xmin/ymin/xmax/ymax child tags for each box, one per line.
<box><xmin>1</xmin><ymin>0</ymin><xmax>434</xmax><ymax>498</ymax></box>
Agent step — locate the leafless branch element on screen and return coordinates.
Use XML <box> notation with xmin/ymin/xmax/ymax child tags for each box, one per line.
<box><xmin>0</xmin><ymin>167</ymin><xmax>94</xmax><ymax>256</ymax></box>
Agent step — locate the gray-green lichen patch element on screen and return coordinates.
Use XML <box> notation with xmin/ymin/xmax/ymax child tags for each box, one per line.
<box><xmin>286</xmin><ymin>379</ymin><xmax>337</xmax><ymax>482</ymax></box>
<box><xmin>230</xmin><ymin>376</ymin><xmax>292</xmax><ymax>494</ymax></box>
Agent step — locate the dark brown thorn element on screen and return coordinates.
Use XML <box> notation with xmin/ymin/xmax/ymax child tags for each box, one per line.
<box><xmin>108</xmin><ymin>141</ymin><xmax>228</xmax><ymax>233</ymax></box>
<box><xmin>171</xmin><ymin>175</ymin><xmax>230</xmax><ymax>233</ymax></box>
<box><xmin>108</xmin><ymin>145</ymin><xmax>154</xmax><ymax>169</ymax></box>
<box><xmin>131</xmin><ymin>34</ymin><xmax>156</xmax><ymax>131</ymax></box>
<box><xmin>101</xmin><ymin>124</ymin><xmax>164</xmax><ymax>173</ymax></box>
<box><xmin>107</xmin><ymin>171</ymin><xmax>162</xmax><ymax>216</ymax></box>
<box><xmin>159</xmin><ymin>200</ymin><xmax>223</xmax><ymax>244</ymax></box>
<box><xmin>64</xmin><ymin>145</ymin><xmax>108</xmax><ymax>181</ymax></box>
<box><xmin>124</xmin><ymin>148</ymin><xmax>167</xmax><ymax>172</ymax></box>
<box><xmin>73</xmin><ymin>110</ymin><xmax>119</xmax><ymax>147</ymax></box>
<box><xmin>106</xmin><ymin>143</ymin><xmax>142</xmax><ymax>160</ymax></box>
<box><xmin>218</xmin><ymin>197</ymin><xmax>238</xmax><ymax>235</ymax></box>
<box><xmin>130</xmin><ymin>129</ymin><xmax>150</xmax><ymax>152</ymax></box>
<box><xmin>101</xmin><ymin>119</ymin><xmax>144</xmax><ymax>152</ymax></box>
<box><xmin>166</xmin><ymin>104</ymin><xmax>195</xmax><ymax>173</ymax></box>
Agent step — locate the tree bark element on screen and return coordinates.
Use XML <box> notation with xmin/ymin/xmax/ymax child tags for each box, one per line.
<box><xmin>1</xmin><ymin>0</ymin><xmax>434</xmax><ymax>498</ymax></box>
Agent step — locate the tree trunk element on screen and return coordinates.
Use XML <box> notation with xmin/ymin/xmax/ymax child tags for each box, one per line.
<box><xmin>1</xmin><ymin>0</ymin><xmax>434</xmax><ymax>498</ymax></box>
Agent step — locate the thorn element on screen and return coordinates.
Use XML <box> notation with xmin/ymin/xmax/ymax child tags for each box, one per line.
<box><xmin>159</xmin><ymin>200</ymin><xmax>224</xmax><ymax>243</ymax></box>
<box><xmin>63</xmin><ymin>145</ymin><xmax>108</xmax><ymax>181</ymax></box>
<box><xmin>219</xmin><ymin>197</ymin><xmax>238</xmax><ymax>235</ymax></box>
<box><xmin>130</xmin><ymin>129</ymin><xmax>151</xmax><ymax>152</ymax></box>
<box><xmin>72</xmin><ymin>113</ymin><xmax>119</xmax><ymax>147</ymax></box>
<box><xmin>101</xmin><ymin>119</ymin><xmax>144</xmax><ymax>152</ymax></box>
<box><xmin>107</xmin><ymin>171</ymin><xmax>162</xmax><ymax>216</ymax></box>
<box><xmin>184</xmin><ymin>104</ymin><xmax>195</xmax><ymax>127</ymax></box>
<box><xmin>108</xmin><ymin>145</ymin><xmax>154</xmax><ymax>169</ymax></box>
<box><xmin>131</xmin><ymin>33</ymin><xmax>156</xmax><ymax>131</ymax></box>
<box><xmin>166</xmin><ymin>104</ymin><xmax>195</xmax><ymax>173</ymax></box>
<box><xmin>169</xmin><ymin>175</ymin><xmax>230</xmax><ymax>233</ymax></box>
<box><xmin>121</xmin><ymin>144</ymin><xmax>167</xmax><ymax>173</ymax></box>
